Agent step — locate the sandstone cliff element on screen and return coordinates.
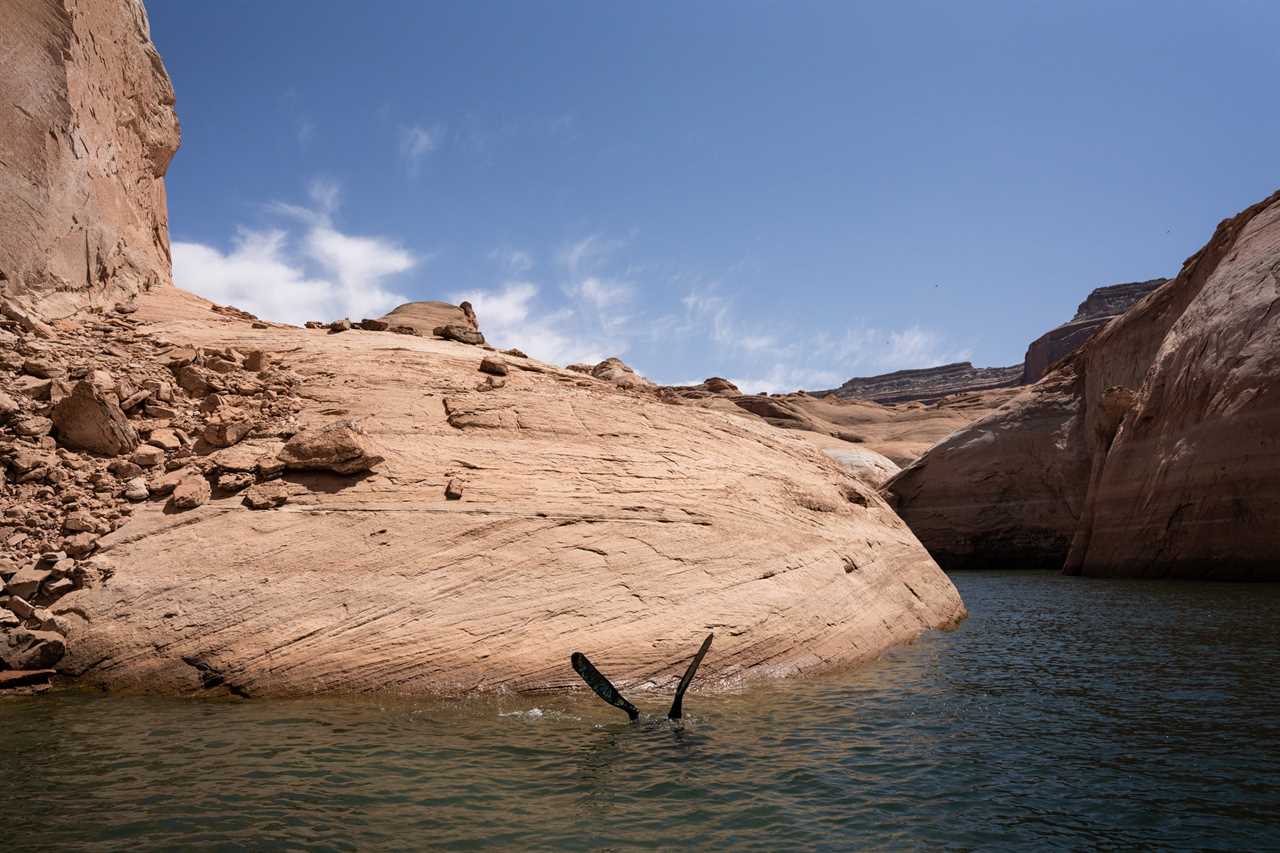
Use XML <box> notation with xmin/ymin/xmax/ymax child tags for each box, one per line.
<box><xmin>0</xmin><ymin>0</ymin><xmax>180</xmax><ymax>326</ymax></box>
<box><xmin>1021</xmin><ymin>279</ymin><xmax>1165</xmax><ymax>384</ymax></box>
<box><xmin>889</xmin><ymin>190</ymin><xmax>1280</xmax><ymax>579</ymax></box>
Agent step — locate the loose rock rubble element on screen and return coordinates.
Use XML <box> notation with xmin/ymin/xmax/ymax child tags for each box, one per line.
<box><xmin>0</xmin><ymin>307</ymin><xmax>311</xmax><ymax>681</ymax></box>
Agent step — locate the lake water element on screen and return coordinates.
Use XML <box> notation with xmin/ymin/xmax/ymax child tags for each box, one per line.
<box><xmin>4</xmin><ymin>571</ymin><xmax>1278</xmax><ymax>850</ymax></box>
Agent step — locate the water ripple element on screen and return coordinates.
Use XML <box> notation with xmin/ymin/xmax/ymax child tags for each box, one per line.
<box><xmin>2</xmin><ymin>571</ymin><xmax>1278</xmax><ymax>850</ymax></box>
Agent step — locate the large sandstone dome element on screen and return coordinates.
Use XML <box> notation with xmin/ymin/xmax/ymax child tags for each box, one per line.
<box><xmin>54</xmin><ymin>288</ymin><xmax>966</xmax><ymax>695</ymax></box>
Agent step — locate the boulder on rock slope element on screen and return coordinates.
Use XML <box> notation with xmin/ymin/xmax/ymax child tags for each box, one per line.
<box><xmin>378</xmin><ymin>301</ymin><xmax>479</xmax><ymax>337</ymax></box>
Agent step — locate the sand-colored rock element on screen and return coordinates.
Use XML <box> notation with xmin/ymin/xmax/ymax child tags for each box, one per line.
<box><xmin>0</xmin><ymin>0</ymin><xmax>179</xmax><ymax>322</ymax></box>
<box><xmin>378</xmin><ymin>301</ymin><xmax>478</xmax><ymax>337</ymax></box>
<box><xmin>590</xmin><ymin>357</ymin><xmax>653</xmax><ymax>388</ymax></box>
<box><xmin>278</xmin><ymin>419</ymin><xmax>383</xmax><ymax>474</ymax></box>
<box><xmin>890</xmin><ymin>189</ymin><xmax>1280</xmax><ymax>579</ymax></box>
<box><xmin>670</xmin><ymin>387</ymin><xmax>1018</xmax><ymax>467</ymax></box>
<box><xmin>50</xmin><ymin>287</ymin><xmax>966</xmax><ymax>696</ymax></box>
<box><xmin>51</xmin><ymin>380</ymin><xmax>140</xmax><ymax>456</ymax></box>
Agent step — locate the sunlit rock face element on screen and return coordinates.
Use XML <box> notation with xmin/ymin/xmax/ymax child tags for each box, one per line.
<box><xmin>0</xmin><ymin>0</ymin><xmax>180</xmax><ymax>325</ymax></box>
<box><xmin>890</xmin><ymin>189</ymin><xmax>1280</xmax><ymax>580</ymax></box>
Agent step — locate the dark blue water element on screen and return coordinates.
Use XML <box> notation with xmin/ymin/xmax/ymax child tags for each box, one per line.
<box><xmin>3</xmin><ymin>571</ymin><xmax>1278</xmax><ymax>850</ymax></box>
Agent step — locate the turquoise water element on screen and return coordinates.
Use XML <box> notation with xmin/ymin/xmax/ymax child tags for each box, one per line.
<box><xmin>3</xmin><ymin>571</ymin><xmax>1278</xmax><ymax>850</ymax></box>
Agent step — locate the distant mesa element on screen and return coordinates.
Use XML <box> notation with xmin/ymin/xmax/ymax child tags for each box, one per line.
<box><xmin>820</xmin><ymin>278</ymin><xmax>1167</xmax><ymax>404</ymax></box>
<box><xmin>819</xmin><ymin>362</ymin><xmax>1023</xmax><ymax>405</ymax></box>
<box><xmin>1021</xmin><ymin>279</ymin><xmax>1165</xmax><ymax>384</ymax></box>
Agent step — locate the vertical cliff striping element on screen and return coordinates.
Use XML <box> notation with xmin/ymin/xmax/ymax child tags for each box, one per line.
<box><xmin>0</xmin><ymin>0</ymin><xmax>180</xmax><ymax>327</ymax></box>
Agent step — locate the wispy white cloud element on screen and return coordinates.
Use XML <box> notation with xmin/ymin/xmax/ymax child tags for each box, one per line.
<box><xmin>489</xmin><ymin>247</ymin><xmax>534</xmax><ymax>275</ymax></box>
<box><xmin>173</xmin><ymin>179</ymin><xmax>413</xmax><ymax>325</ymax></box>
<box><xmin>449</xmin><ymin>281</ymin><xmax>613</xmax><ymax>366</ymax></box>
<box><xmin>296</xmin><ymin>119</ymin><xmax>315</xmax><ymax>150</ymax></box>
<box><xmin>400</xmin><ymin>124</ymin><xmax>441</xmax><ymax>176</ymax></box>
<box><xmin>664</xmin><ymin>285</ymin><xmax>969</xmax><ymax>393</ymax></box>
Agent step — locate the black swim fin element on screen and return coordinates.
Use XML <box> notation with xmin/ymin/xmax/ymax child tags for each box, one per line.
<box><xmin>571</xmin><ymin>651</ymin><xmax>640</xmax><ymax>722</ymax></box>
<box><xmin>667</xmin><ymin>632</ymin><xmax>713</xmax><ymax>721</ymax></box>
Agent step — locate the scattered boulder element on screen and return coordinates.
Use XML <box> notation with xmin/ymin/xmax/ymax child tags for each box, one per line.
<box><xmin>500</xmin><ymin>348</ymin><xmax>528</xmax><ymax>359</ymax></box>
<box><xmin>0</xmin><ymin>629</ymin><xmax>65</xmax><ymax>670</ymax></box>
<box><xmin>147</xmin><ymin>428</ymin><xmax>183</xmax><ymax>452</ymax></box>
<box><xmin>591</xmin><ymin>357</ymin><xmax>653</xmax><ymax>389</ymax></box>
<box><xmin>434</xmin><ymin>325</ymin><xmax>485</xmax><ymax>346</ymax></box>
<box><xmin>328</xmin><ymin>319</ymin><xmax>352</xmax><ymax>334</ymax></box>
<box><xmin>62</xmin><ymin>511</ymin><xmax>98</xmax><ymax>534</ymax></box>
<box><xmin>445</xmin><ymin>478</ymin><xmax>464</xmax><ymax>500</ymax></box>
<box><xmin>174</xmin><ymin>364</ymin><xmax>222</xmax><ymax>397</ymax></box>
<box><xmin>22</xmin><ymin>358</ymin><xmax>66</xmax><ymax>379</ymax></box>
<box><xmin>479</xmin><ymin>356</ymin><xmax>508</xmax><ymax>377</ymax></box>
<box><xmin>13</xmin><ymin>416</ymin><xmax>53</xmax><ymax>437</ymax></box>
<box><xmin>123</xmin><ymin>476</ymin><xmax>149</xmax><ymax>502</ymax></box>
<box><xmin>277</xmin><ymin>419</ymin><xmax>384</xmax><ymax>475</ymax></box>
<box><xmin>3</xmin><ymin>596</ymin><xmax>35</xmax><ymax>619</ymax></box>
<box><xmin>131</xmin><ymin>445</ymin><xmax>166</xmax><ymax>468</ymax></box>
<box><xmin>108</xmin><ymin>459</ymin><xmax>143</xmax><ymax>479</ymax></box>
<box><xmin>380</xmin><ymin>301</ymin><xmax>478</xmax><ymax>336</ymax></box>
<box><xmin>358</xmin><ymin>319</ymin><xmax>389</xmax><ymax>332</ymax></box>
<box><xmin>243</xmin><ymin>481</ymin><xmax>290</xmax><ymax>510</ymax></box>
<box><xmin>62</xmin><ymin>534</ymin><xmax>97</xmax><ymax>559</ymax></box>
<box><xmin>5</xmin><ymin>568</ymin><xmax>50</xmax><ymax>599</ymax></box>
<box><xmin>149</xmin><ymin>467</ymin><xmax>189</xmax><ymax>497</ymax></box>
<box><xmin>50</xmin><ymin>381</ymin><xmax>139</xmax><ymax>455</ymax></box>
<box><xmin>243</xmin><ymin>351</ymin><xmax>271</xmax><ymax>372</ymax></box>
<box><xmin>203</xmin><ymin>415</ymin><xmax>255</xmax><ymax>448</ymax></box>
<box><xmin>170</xmin><ymin>475</ymin><xmax>211</xmax><ymax>511</ymax></box>
<box><xmin>216</xmin><ymin>471</ymin><xmax>254</xmax><ymax>493</ymax></box>
<box><xmin>0</xmin><ymin>391</ymin><xmax>19</xmax><ymax>420</ymax></box>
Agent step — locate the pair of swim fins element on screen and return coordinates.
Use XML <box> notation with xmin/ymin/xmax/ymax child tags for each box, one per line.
<box><xmin>570</xmin><ymin>632</ymin><xmax>713</xmax><ymax>722</ymax></box>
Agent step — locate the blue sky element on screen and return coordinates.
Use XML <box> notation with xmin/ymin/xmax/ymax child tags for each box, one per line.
<box><xmin>149</xmin><ymin>1</ymin><xmax>1279</xmax><ymax>392</ymax></box>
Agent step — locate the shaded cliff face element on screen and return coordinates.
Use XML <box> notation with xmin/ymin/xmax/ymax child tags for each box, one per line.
<box><xmin>889</xmin><ymin>189</ymin><xmax>1280</xmax><ymax>579</ymax></box>
<box><xmin>0</xmin><ymin>0</ymin><xmax>179</xmax><ymax>325</ymax></box>
<box><xmin>1021</xmin><ymin>279</ymin><xmax>1166</xmax><ymax>384</ymax></box>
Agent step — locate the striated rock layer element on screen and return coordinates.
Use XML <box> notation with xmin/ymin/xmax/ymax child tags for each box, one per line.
<box><xmin>0</xmin><ymin>0</ymin><xmax>180</xmax><ymax>325</ymax></box>
<box><xmin>820</xmin><ymin>362</ymin><xmax>1023</xmax><ymax>405</ymax></box>
<box><xmin>1021</xmin><ymin>279</ymin><xmax>1166</xmax><ymax>384</ymax></box>
<box><xmin>44</xmin><ymin>288</ymin><xmax>966</xmax><ymax>696</ymax></box>
<box><xmin>889</xmin><ymin>190</ymin><xmax>1280</xmax><ymax>579</ymax></box>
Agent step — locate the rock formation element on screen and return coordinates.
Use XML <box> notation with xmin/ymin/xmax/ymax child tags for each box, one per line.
<box><xmin>0</xmin><ymin>0</ymin><xmax>180</xmax><ymax>325</ymax></box>
<box><xmin>889</xmin><ymin>189</ymin><xmax>1280</xmax><ymax>580</ymax></box>
<box><xmin>663</xmin><ymin>384</ymin><xmax>1018</xmax><ymax>467</ymax></box>
<box><xmin>41</xmin><ymin>288</ymin><xmax>965</xmax><ymax>696</ymax></box>
<box><xmin>1021</xmin><ymin>279</ymin><xmax>1166</xmax><ymax>384</ymax></box>
<box><xmin>820</xmin><ymin>362</ymin><xmax>1024</xmax><ymax>405</ymax></box>
<box><xmin>377</xmin><ymin>301</ymin><xmax>478</xmax><ymax>337</ymax></box>
<box><xmin>0</xmin><ymin>2</ymin><xmax>969</xmax><ymax>691</ymax></box>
